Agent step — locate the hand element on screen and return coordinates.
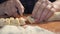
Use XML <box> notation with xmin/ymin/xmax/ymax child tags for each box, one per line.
<box><xmin>0</xmin><ymin>0</ymin><xmax>24</xmax><ymax>18</ymax></box>
<box><xmin>11</xmin><ymin>0</ymin><xmax>24</xmax><ymax>17</ymax></box>
<box><xmin>32</xmin><ymin>0</ymin><xmax>55</xmax><ymax>22</ymax></box>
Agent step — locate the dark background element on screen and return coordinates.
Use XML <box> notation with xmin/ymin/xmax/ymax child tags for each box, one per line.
<box><xmin>20</xmin><ymin>0</ymin><xmax>38</xmax><ymax>14</ymax></box>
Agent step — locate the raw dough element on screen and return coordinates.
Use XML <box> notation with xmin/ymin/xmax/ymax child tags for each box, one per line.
<box><xmin>48</xmin><ymin>12</ymin><xmax>60</xmax><ymax>21</ymax></box>
<box><xmin>19</xmin><ymin>17</ymin><xmax>26</xmax><ymax>25</ymax></box>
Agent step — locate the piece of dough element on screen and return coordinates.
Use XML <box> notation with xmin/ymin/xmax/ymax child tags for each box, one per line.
<box><xmin>48</xmin><ymin>12</ymin><xmax>60</xmax><ymax>21</ymax></box>
<box><xmin>19</xmin><ymin>17</ymin><xmax>26</xmax><ymax>25</ymax></box>
<box><xmin>10</xmin><ymin>17</ymin><xmax>20</xmax><ymax>26</ymax></box>
<box><xmin>27</xmin><ymin>16</ymin><xmax>35</xmax><ymax>24</ymax></box>
<box><xmin>0</xmin><ymin>18</ymin><xmax>6</xmax><ymax>27</ymax></box>
<box><xmin>5</xmin><ymin>18</ymin><xmax>10</xmax><ymax>25</ymax></box>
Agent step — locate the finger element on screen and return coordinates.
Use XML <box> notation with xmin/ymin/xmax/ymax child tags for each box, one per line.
<box><xmin>4</xmin><ymin>10</ymin><xmax>12</xmax><ymax>17</ymax></box>
<box><xmin>5</xmin><ymin>10</ymin><xmax>19</xmax><ymax>18</ymax></box>
<box><xmin>35</xmin><ymin>0</ymin><xmax>48</xmax><ymax>22</ymax></box>
<box><xmin>0</xmin><ymin>15</ymin><xmax>9</xmax><ymax>18</ymax></box>
<box><xmin>0</xmin><ymin>16</ymin><xmax>8</xmax><ymax>18</ymax></box>
<box><xmin>32</xmin><ymin>0</ymin><xmax>43</xmax><ymax>18</ymax></box>
<box><xmin>44</xmin><ymin>11</ymin><xmax>54</xmax><ymax>21</ymax></box>
<box><xmin>18</xmin><ymin>4</ymin><xmax>24</xmax><ymax>16</ymax></box>
<box><xmin>40</xmin><ymin>4</ymin><xmax>53</xmax><ymax>22</ymax></box>
<box><xmin>39</xmin><ymin>8</ymin><xmax>49</xmax><ymax>22</ymax></box>
<box><xmin>45</xmin><ymin>8</ymin><xmax>55</xmax><ymax>19</ymax></box>
<box><xmin>12</xmin><ymin>11</ymin><xmax>20</xmax><ymax>18</ymax></box>
<box><xmin>14</xmin><ymin>0</ymin><xmax>24</xmax><ymax>16</ymax></box>
<box><xmin>43</xmin><ymin>4</ymin><xmax>54</xmax><ymax>21</ymax></box>
<box><xmin>19</xmin><ymin>7</ymin><xmax>24</xmax><ymax>16</ymax></box>
<box><xmin>35</xmin><ymin>0</ymin><xmax>49</xmax><ymax>19</ymax></box>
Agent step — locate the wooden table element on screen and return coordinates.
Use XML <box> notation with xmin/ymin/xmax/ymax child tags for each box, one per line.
<box><xmin>27</xmin><ymin>21</ymin><xmax>60</xmax><ymax>32</ymax></box>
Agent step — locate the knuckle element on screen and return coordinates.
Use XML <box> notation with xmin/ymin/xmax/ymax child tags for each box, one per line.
<box><xmin>21</xmin><ymin>6</ymin><xmax>24</xmax><ymax>9</ymax></box>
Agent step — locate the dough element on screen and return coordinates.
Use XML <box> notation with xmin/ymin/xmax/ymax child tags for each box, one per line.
<box><xmin>19</xmin><ymin>17</ymin><xmax>26</xmax><ymax>25</ymax></box>
<box><xmin>0</xmin><ymin>17</ymin><xmax>26</xmax><ymax>26</ymax></box>
<box><xmin>5</xmin><ymin>18</ymin><xmax>10</xmax><ymax>25</ymax></box>
<box><xmin>10</xmin><ymin>18</ymin><xmax>20</xmax><ymax>26</ymax></box>
<box><xmin>27</xmin><ymin>16</ymin><xmax>35</xmax><ymax>24</ymax></box>
<box><xmin>0</xmin><ymin>18</ymin><xmax>6</xmax><ymax>27</ymax></box>
<box><xmin>48</xmin><ymin>12</ymin><xmax>60</xmax><ymax>21</ymax></box>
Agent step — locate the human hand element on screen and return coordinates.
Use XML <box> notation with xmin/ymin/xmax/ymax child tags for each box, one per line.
<box><xmin>0</xmin><ymin>0</ymin><xmax>24</xmax><ymax>18</ymax></box>
<box><xmin>31</xmin><ymin>0</ymin><xmax>55</xmax><ymax>22</ymax></box>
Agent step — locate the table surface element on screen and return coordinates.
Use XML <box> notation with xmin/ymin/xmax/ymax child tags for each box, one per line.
<box><xmin>27</xmin><ymin>21</ymin><xmax>60</xmax><ymax>32</ymax></box>
<box><xmin>24</xmin><ymin>14</ymin><xmax>60</xmax><ymax>33</ymax></box>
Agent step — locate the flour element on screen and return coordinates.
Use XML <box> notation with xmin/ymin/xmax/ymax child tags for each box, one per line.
<box><xmin>0</xmin><ymin>25</ymin><xmax>55</xmax><ymax>34</ymax></box>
